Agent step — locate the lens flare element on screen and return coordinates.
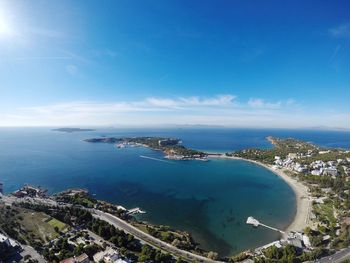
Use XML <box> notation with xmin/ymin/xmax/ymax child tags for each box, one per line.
<box><xmin>0</xmin><ymin>10</ymin><xmax>14</xmax><ymax>38</ymax></box>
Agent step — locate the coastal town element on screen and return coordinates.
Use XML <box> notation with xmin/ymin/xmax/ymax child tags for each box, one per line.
<box><xmin>229</xmin><ymin>136</ymin><xmax>350</xmax><ymax>262</ymax></box>
<box><xmin>1</xmin><ymin>136</ymin><xmax>350</xmax><ymax>263</ymax></box>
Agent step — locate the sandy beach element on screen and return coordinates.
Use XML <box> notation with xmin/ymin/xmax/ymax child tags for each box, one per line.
<box><xmin>208</xmin><ymin>154</ymin><xmax>312</xmax><ymax>233</ymax></box>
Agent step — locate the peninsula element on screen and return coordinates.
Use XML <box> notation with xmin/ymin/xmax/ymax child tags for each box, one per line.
<box><xmin>85</xmin><ymin>136</ymin><xmax>208</xmax><ymax>160</ymax></box>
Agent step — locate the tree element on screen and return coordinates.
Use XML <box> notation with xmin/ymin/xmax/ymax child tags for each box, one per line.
<box><xmin>304</xmin><ymin>226</ymin><xmax>312</xmax><ymax>236</ymax></box>
<box><xmin>264</xmin><ymin>245</ymin><xmax>281</xmax><ymax>259</ymax></box>
<box><xmin>139</xmin><ymin>244</ymin><xmax>154</xmax><ymax>262</ymax></box>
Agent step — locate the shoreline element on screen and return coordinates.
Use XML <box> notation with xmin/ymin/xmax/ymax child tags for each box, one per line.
<box><xmin>207</xmin><ymin>153</ymin><xmax>312</xmax><ymax>234</ymax></box>
<box><xmin>87</xmin><ymin>137</ymin><xmax>312</xmax><ymax>235</ymax></box>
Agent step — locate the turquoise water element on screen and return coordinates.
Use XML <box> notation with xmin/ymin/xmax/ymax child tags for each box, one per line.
<box><xmin>1</xmin><ymin>128</ymin><xmax>349</xmax><ymax>256</ymax></box>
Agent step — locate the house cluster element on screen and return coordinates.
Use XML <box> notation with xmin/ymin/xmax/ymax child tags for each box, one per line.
<box><xmin>309</xmin><ymin>160</ymin><xmax>339</xmax><ymax>177</ymax></box>
<box><xmin>59</xmin><ymin>246</ymin><xmax>131</xmax><ymax>263</ymax></box>
<box><xmin>273</xmin><ymin>154</ymin><xmax>308</xmax><ymax>173</ymax></box>
<box><xmin>254</xmin><ymin>231</ymin><xmax>311</xmax><ymax>256</ymax></box>
<box><xmin>93</xmin><ymin>247</ymin><xmax>130</xmax><ymax>263</ymax></box>
<box><xmin>60</xmin><ymin>253</ymin><xmax>90</xmax><ymax>263</ymax></box>
<box><xmin>273</xmin><ymin>153</ymin><xmax>350</xmax><ymax>177</ymax></box>
<box><xmin>58</xmin><ymin>230</ymin><xmax>131</xmax><ymax>263</ymax></box>
<box><xmin>12</xmin><ymin>185</ymin><xmax>47</xmax><ymax>198</ymax></box>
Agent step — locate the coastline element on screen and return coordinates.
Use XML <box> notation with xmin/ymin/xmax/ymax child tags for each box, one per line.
<box><xmin>88</xmin><ymin>136</ymin><xmax>311</xmax><ymax>235</ymax></box>
<box><xmin>207</xmin><ymin>154</ymin><xmax>312</xmax><ymax>234</ymax></box>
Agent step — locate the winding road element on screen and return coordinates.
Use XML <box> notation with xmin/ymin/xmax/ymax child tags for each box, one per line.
<box><xmin>311</xmin><ymin>247</ymin><xmax>350</xmax><ymax>263</ymax></box>
<box><xmin>93</xmin><ymin>209</ymin><xmax>223</xmax><ymax>263</ymax></box>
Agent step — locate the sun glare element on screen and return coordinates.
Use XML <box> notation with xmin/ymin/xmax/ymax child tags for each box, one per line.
<box><xmin>0</xmin><ymin>10</ymin><xmax>14</xmax><ymax>38</ymax></box>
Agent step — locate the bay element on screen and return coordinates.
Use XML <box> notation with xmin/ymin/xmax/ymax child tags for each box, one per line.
<box><xmin>0</xmin><ymin>127</ymin><xmax>349</xmax><ymax>256</ymax></box>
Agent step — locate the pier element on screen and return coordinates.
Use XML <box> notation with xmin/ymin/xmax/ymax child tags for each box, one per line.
<box><xmin>127</xmin><ymin>207</ymin><xmax>146</xmax><ymax>215</ymax></box>
<box><xmin>246</xmin><ymin>216</ymin><xmax>285</xmax><ymax>234</ymax></box>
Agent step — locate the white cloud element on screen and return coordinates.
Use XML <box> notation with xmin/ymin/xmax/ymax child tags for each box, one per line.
<box><xmin>146</xmin><ymin>98</ymin><xmax>180</xmax><ymax>108</ymax></box>
<box><xmin>146</xmin><ymin>95</ymin><xmax>236</xmax><ymax>108</ymax></box>
<box><xmin>248</xmin><ymin>98</ymin><xmax>281</xmax><ymax>109</ymax></box>
<box><xmin>329</xmin><ymin>23</ymin><xmax>350</xmax><ymax>38</ymax></box>
<box><xmin>1</xmin><ymin>94</ymin><xmax>349</xmax><ymax>129</ymax></box>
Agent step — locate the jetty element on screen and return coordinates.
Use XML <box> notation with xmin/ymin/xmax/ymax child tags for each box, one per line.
<box><xmin>246</xmin><ymin>216</ymin><xmax>285</xmax><ymax>234</ymax></box>
<box><xmin>140</xmin><ymin>155</ymin><xmax>174</xmax><ymax>164</ymax></box>
<box><xmin>127</xmin><ymin>207</ymin><xmax>146</xmax><ymax>215</ymax></box>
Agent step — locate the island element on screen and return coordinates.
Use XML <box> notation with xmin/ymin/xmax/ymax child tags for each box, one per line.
<box><xmin>85</xmin><ymin>136</ymin><xmax>208</xmax><ymax>160</ymax></box>
<box><xmin>52</xmin><ymin>128</ymin><xmax>95</xmax><ymax>133</ymax></box>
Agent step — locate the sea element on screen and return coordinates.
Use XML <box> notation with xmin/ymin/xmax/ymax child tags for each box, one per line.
<box><xmin>1</xmin><ymin>127</ymin><xmax>350</xmax><ymax>256</ymax></box>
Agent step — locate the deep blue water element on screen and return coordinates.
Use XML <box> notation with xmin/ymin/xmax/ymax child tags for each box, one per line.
<box><xmin>0</xmin><ymin>127</ymin><xmax>349</xmax><ymax>256</ymax></box>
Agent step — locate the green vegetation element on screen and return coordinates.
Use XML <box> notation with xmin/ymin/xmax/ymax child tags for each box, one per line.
<box><xmin>88</xmin><ymin>218</ymin><xmax>140</xmax><ymax>252</ymax></box>
<box><xmin>42</xmin><ymin>235</ymin><xmax>101</xmax><ymax>262</ymax></box>
<box><xmin>0</xmin><ymin>204</ymin><xmax>64</xmax><ymax>249</ymax></box>
<box><xmin>164</xmin><ymin>144</ymin><xmax>205</xmax><ymax>157</ymax></box>
<box><xmin>134</xmin><ymin>223</ymin><xmax>199</xmax><ymax>252</ymax></box>
<box><xmin>14</xmin><ymin>202</ymin><xmax>182</xmax><ymax>262</ymax></box>
<box><xmin>229</xmin><ymin>136</ymin><xmax>319</xmax><ymax>164</ymax></box>
<box><xmin>138</xmin><ymin>244</ymin><xmax>172</xmax><ymax>262</ymax></box>
<box><xmin>85</xmin><ymin>136</ymin><xmax>206</xmax><ymax>158</ymax></box>
<box><xmin>255</xmin><ymin>245</ymin><xmax>331</xmax><ymax>263</ymax></box>
<box><xmin>47</xmin><ymin>218</ymin><xmax>67</xmax><ymax>232</ymax></box>
<box><xmin>227</xmin><ymin>252</ymin><xmax>250</xmax><ymax>262</ymax></box>
<box><xmin>55</xmin><ymin>190</ymin><xmax>97</xmax><ymax>208</ymax></box>
<box><xmin>54</xmin><ymin>190</ymin><xmax>128</xmax><ymax>219</ymax></box>
<box><xmin>313</xmin><ymin>201</ymin><xmax>337</xmax><ymax>226</ymax></box>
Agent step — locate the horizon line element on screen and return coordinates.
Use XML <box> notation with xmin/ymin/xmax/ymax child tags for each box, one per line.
<box><xmin>0</xmin><ymin>124</ymin><xmax>349</xmax><ymax>132</ymax></box>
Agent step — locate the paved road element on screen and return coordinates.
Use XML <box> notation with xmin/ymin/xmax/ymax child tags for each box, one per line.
<box><xmin>93</xmin><ymin>210</ymin><xmax>223</xmax><ymax>263</ymax></box>
<box><xmin>21</xmin><ymin>244</ymin><xmax>46</xmax><ymax>263</ymax></box>
<box><xmin>311</xmin><ymin>247</ymin><xmax>350</xmax><ymax>263</ymax></box>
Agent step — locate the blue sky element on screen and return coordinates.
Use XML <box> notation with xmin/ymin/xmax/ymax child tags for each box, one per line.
<box><xmin>0</xmin><ymin>0</ymin><xmax>350</xmax><ymax>128</ymax></box>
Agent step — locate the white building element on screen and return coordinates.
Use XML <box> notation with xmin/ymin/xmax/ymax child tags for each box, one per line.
<box><xmin>302</xmin><ymin>235</ymin><xmax>311</xmax><ymax>248</ymax></box>
<box><xmin>93</xmin><ymin>247</ymin><xmax>130</xmax><ymax>263</ymax></box>
<box><xmin>311</xmin><ymin>169</ymin><xmax>323</xmax><ymax>176</ymax></box>
<box><xmin>323</xmin><ymin>167</ymin><xmax>338</xmax><ymax>176</ymax></box>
